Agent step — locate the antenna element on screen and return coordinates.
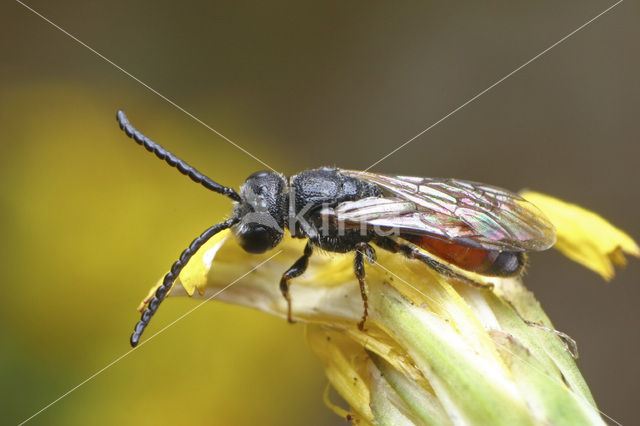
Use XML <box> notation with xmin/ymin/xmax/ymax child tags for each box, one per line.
<box><xmin>116</xmin><ymin>110</ymin><xmax>242</xmax><ymax>202</ymax></box>
<box><xmin>130</xmin><ymin>218</ymin><xmax>239</xmax><ymax>347</ymax></box>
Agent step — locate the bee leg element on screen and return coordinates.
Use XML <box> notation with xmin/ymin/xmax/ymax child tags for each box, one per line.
<box><xmin>504</xmin><ymin>300</ymin><xmax>579</xmax><ymax>359</ymax></box>
<box><xmin>279</xmin><ymin>242</ymin><xmax>313</xmax><ymax>324</ymax></box>
<box><xmin>354</xmin><ymin>242</ymin><xmax>376</xmax><ymax>331</ymax></box>
<box><xmin>375</xmin><ymin>238</ymin><xmax>578</xmax><ymax>358</ymax></box>
<box><xmin>373</xmin><ymin>237</ymin><xmax>494</xmax><ymax>290</ymax></box>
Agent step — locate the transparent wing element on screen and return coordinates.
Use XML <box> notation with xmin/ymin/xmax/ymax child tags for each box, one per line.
<box><xmin>336</xmin><ymin>170</ymin><xmax>556</xmax><ymax>251</ymax></box>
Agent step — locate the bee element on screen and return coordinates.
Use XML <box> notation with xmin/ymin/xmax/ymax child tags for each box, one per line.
<box><xmin>117</xmin><ymin>111</ymin><xmax>555</xmax><ymax>348</ymax></box>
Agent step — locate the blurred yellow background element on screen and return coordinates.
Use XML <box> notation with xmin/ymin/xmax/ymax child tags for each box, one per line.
<box><xmin>1</xmin><ymin>1</ymin><xmax>639</xmax><ymax>425</ymax></box>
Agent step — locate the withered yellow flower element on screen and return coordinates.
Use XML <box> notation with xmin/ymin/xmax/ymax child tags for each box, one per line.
<box><xmin>521</xmin><ymin>191</ymin><xmax>639</xmax><ymax>280</ymax></box>
<box><xmin>137</xmin><ymin>192</ymin><xmax>637</xmax><ymax>425</ymax></box>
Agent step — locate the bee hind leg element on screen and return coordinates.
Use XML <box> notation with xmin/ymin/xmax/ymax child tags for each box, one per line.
<box><xmin>374</xmin><ymin>237</ymin><xmax>578</xmax><ymax>358</ymax></box>
<box><xmin>504</xmin><ymin>300</ymin><xmax>579</xmax><ymax>359</ymax></box>
<box><xmin>279</xmin><ymin>242</ymin><xmax>313</xmax><ymax>323</ymax></box>
<box><xmin>373</xmin><ymin>237</ymin><xmax>494</xmax><ymax>290</ymax></box>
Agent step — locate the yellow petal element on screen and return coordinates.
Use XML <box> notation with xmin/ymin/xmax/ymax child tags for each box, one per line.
<box><xmin>307</xmin><ymin>325</ymin><xmax>374</xmax><ymax>424</ymax></box>
<box><xmin>180</xmin><ymin>232</ymin><xmax>230</xmax><ymax>296</ymax></box>
<box><xmin>137</xmin><ymin>231</ymin><xmax>243</xmax><ymax>307</ymax></box>
<box><xmin>521</xmin><ymin>191</ymin><xmax>639</xmax><ymax>280</ymax></box>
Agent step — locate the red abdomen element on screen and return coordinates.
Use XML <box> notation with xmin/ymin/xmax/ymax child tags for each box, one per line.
<box><xmin>401</xmin><ymin>234</ymin><xmax>524</xmax><ymax>276</ymax></box>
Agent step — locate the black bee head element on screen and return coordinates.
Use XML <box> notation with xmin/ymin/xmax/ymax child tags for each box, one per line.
<box><xmin>233</xmin><ymin>171</ymin><xmax>288</xmax><ymax>254</ymax></box>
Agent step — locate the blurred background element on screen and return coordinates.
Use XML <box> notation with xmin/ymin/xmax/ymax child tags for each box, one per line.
<box><xmin>1</xmin><ymin>1</ymin><xmax>638</xmax><ymax>425</ymax></box>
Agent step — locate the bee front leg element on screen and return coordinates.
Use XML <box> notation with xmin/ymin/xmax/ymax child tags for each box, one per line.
<box><xmin>279</xmin><ymin>242</ymin><xmax>313</xmax><ymax>323</ymax></box>
<box><xmin>354</xmin><ymin>242</ymin><xmax>376</xmax><ymax>331</ymax></box>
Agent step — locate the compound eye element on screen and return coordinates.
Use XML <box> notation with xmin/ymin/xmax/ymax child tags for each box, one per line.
<box><xmin>237</xmin><ymin>225</ymin><xmax>277</xmax><ymax>254</ymax></box>
<box><xmin>247</xmin><ymin>170</ymin><xmax>271</xmax><ymax>180</ymax></box>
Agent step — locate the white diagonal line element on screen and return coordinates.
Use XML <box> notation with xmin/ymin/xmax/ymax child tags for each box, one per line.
<box><xmin>17</xmin><ymin>251</ymin><xmax>282</xmax><ymax>426</ymax></box>
<box><xmin>14</xmin><ymin>0</ymin><xmax>625</xmax><ymax>424</ymax></box>
<box><xmin>370</xmin><ymin>257</ymin><xmax>622</xmax><ymax>426</ymax></box>
<box><xmin>365</xmin><ymin>0</ymin><xmax>624</xmax><ymax>172</ymax></box>
<box><xmin>15</xmin><ymin>0</ymin><xmax>277</xmax><ymax>173</ymax></box>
